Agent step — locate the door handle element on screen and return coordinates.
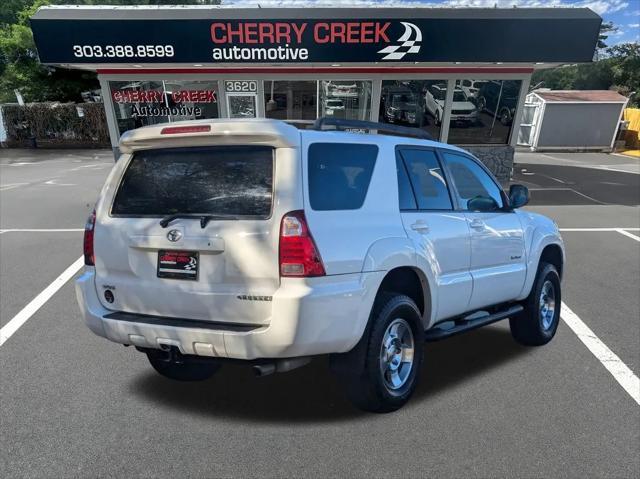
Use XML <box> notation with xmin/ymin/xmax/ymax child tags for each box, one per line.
<box><xmin>469</xmin><ymin>219</ymin><xmax>485</xmax><ymax>230</ymax></box>
<box><xmin>410</xmin><ymin>221</ymin><xmax>430</xmax><ymax>234</ymax></box>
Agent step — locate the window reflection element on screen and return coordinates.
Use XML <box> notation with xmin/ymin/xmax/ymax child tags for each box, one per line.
<box><xmin>379</xmin><ymin>80</ymin><xmax>445</xmax><ymax>140</ymax></box>
<box><xmin>109</xmin><ymin>80</ymin><xmax>219</xmax><ymax>136</ymax></box>
<box><xmin>442</xmin><ymin>151</ymin><xmax>504</xmax><ymax>210</ymax></box>
<box><xmin>264</xmin><ymin>80</ymin><xmax>317</xmax><ymax>120</ymax></box>
<box><xmin>448</xmin><ymin>80</ymin><xmax>522</xmax><ymax>145</ymax></box>
<box><xmin>264</xmin><ymin>80</ymin><xmax>372</xmax><ymax>124</ymax></box>
<box><xmin>228</xmin><ymin>95</ymin><xmax>256</xmax><ymax>118</ymax></box>
<box><xmin>319</xmin><ymin>81</ymin><xmax>372</xmax><ymax>121</ymax></box>
<box><xmin>399</xmin><ymin>149</ymin><xmax>452</xmax><ymax>210</ymax></box>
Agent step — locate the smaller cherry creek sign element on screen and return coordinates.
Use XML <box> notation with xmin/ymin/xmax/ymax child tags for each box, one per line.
<box><xmin>112</xmin><ymin>88</ymin><xmax>217</xmax><ymax>117</ymax></box>
<box><xmin>30</xmin><ymin>12</ymin><xmax>602</xmax><ymax>65</ymax></box>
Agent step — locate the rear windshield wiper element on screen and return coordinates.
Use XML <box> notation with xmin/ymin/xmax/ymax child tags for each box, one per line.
<box><xmin>200</xmin><ymin>214</ymin><xmax>239</xmax><ymax>228</ymax></box>
<box><xmin>160</xmin><ymin>213</ymin><xmax>239</xmax><ymax>229</ymax></box>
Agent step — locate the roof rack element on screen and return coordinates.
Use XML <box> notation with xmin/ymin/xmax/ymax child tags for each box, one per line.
<box><xmin>312</xmin><ymin>117</ymin><xmax>433</xmax><ymax>141</ymax></box>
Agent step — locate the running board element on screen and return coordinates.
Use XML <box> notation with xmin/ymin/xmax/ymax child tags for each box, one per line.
<box><xmin>424</xmin><ymin>304</ymin><xmax>524</xmax><ymax>342</ymax></box>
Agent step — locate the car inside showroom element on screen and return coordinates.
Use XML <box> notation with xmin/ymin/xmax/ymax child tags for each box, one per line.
<box><xmin>29</xmin><ymin>5</ymin><xmax>602</xmax><ymax>182</ymax></box>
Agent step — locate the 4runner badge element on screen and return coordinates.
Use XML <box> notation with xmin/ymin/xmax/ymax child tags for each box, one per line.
<box><xmin>166</xmin><ymin>229</ymin><xmax>182</xmax><ymax>242</ymax></box>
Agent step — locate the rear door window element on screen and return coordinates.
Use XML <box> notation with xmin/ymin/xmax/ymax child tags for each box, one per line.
<box><xmin>398</xmin><ymin>148</ymin><xmax>452</xmax><ymax>210</ymax></box>
<box><xmin>308</xmin><ymin>143</ymin><xmax>378</xmax><ymax>211</ymax></box>
<box><xmin>396</xmin><ymin>156</ymin><xmax>417</xmax><ymax>210</ymax></box>
<box><xmin>111</xmin><ymin>146</ymin><xmax>274</xmax><ymax>217</ymax></box>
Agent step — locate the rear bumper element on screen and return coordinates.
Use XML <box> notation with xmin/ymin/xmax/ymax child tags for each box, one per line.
<box><xmin>450</xmin><ymin>113</ymin><xmax>477</xmax><ymax>122</ymax></box>
<box><xmin>75</xmin><ymin>268</ymin><xmax>383</xmax><ymax>360</ymax></box>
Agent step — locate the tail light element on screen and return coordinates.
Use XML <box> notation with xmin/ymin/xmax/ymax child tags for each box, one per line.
<box><xmin>279</xmin><ymin>211</ymin><xmax>325</xmax><ymax>277</ymax></box>
<box><xmin>83</xmin><ymin>209</ymin><xmax>96</xmax><ymax>266</ymax></box>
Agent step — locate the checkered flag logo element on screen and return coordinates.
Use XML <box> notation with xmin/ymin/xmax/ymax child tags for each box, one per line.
<box><xmin>378</xmin><ymin>22</ymin><xmax>422</xmax><ymax>61</ymax></box>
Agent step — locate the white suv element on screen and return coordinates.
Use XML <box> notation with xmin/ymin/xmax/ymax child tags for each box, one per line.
<box><xmin>77</xmin><ymin>118</ymin><xmax>564</xmax><ymax>413</ymax></box>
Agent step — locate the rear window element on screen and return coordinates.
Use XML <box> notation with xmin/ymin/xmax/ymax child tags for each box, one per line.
<box><xmin>308</xmin><ymin>143</ymin><xmax>378</xmax><ymax>211</ymax></box>
<box><xmin>111</xmin><ymin>146</ymin><xmax>273</xmax><ymax>217</ymax></box>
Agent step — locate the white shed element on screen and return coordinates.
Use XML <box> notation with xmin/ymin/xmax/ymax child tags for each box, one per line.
<box><xmin>518</xmin><ymin>90</ymin><xmax>628</xmax><ymax>151</ymax></box>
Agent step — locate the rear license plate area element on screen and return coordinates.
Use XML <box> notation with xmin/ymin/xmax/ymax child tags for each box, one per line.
<box><xmin>157</xmin><ymin>250</ymin><xmax>199</xmax><ymax>280</ymax></box>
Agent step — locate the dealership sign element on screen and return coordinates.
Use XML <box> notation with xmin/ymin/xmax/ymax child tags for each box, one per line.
<box><xmin>209</xmin><ymin>21</ymin><xmax>421</xmax><ymax>61</ymax></box>
<box><xmin>112</xmin><ymin>89</ymin><xmax>216</xmax><ymax>103</ymax></box>
<box><xmin>30</xmin><ymin>13</ymin><xmax>601</xmax><ymax>65</ymax></box>
<box><xmin>112</xmin><ymin>88</ymin><xmax>217</xmax><ymax>117</ymax></box>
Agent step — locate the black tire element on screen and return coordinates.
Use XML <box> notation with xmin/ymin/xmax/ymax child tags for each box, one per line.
<box><xmin>499</xmin><ymin>108</ymin><xmax>512</xmax><ymax>126</ymax></box>
<box><xmin>146</xmin><ymin>350</ymin><xmax>221</xmax><ymax>381</ymax></box>
<box><xmin>510</xmin><ymin>262</ymin><xmax>561</xmax><ymax>346</ymax></box>
<box><xmin>332</xmin><ymin>293</ymin><xmax>424</xmax><ymax>413</ymax></box>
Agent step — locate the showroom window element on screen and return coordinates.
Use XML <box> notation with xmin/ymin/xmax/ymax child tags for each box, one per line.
<box><xmin>447</xmin><ymin>79</ymin><xmax>522</xmax><ymax>145</ymax></box>
<box><xmin>379</xmin><ymin>80</ymin><xmax>447</xmax><ymax>140</ymax></box>
<box><xmin>318</xmin><ymin>81</ymin><xmax>372</xmax><ymax>121</ymax></box>
<box><xmin>109</xmin><ymin>80</ymin><xmax>219</xmax><ymax>136</ymax></box>
<box><xmin>265</xmin><ymin>80</ymin><xmax>372</xmax><ymax>124</ymax></box>
<box><xmin>264</xmin><ymin>80</ymin><xmax>317</xmax><ymax>121</ymax></box>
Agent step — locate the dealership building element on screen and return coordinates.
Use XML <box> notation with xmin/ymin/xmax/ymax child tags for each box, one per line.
<box><xmin>30</xmin><ymin>5</ymin><xmax>601</xmax><ymax>181</ymax></box>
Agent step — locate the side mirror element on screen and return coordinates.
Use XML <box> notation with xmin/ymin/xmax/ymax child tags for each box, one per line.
<box><xmin>509</xmin><ymin>184</ymin><xmax>530</xmax><ymax>209</ymax></box>
<box><xmin>467</xmin><ymin>195</ymin><xmax>499</xmax><ymax>212</ymax></box>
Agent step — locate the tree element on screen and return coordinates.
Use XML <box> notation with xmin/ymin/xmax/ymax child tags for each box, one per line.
<box><xmin>530</xmin><ymin>41</ymin><xmax>640</xmax><ymax>107</ymax></box>
<box><xmin>0</xmin><ymin>0</ymin><xmax>220</xmax><ymax>103</ymax></box>
<box><xmin>0</xmin><ymin>1</ymin><xmax>99</xmax><ymax>103</ymax></box>
<box><xmin>597</xmin><ymin>21</ymin><xmax>618</xmax><ymax>50</ymax></box>
<box><xmin>0</xmin><ymin>1</ymin><xmax>33</xmax><ymax>26</ymax></box>
<box><xmin>0</xmin><ymin>0</ymin><xmax>98</xmax><ymax>103</ymax></box>
<box><xmin>607</xmin><ymin>43</ymin><xmax>640</xmax><ymax>105</ymax></box>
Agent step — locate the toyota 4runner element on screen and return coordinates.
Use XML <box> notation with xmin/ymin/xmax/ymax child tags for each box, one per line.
<box><xmin>76</xmin><ymin>118</ymin><xmax>564</xmax><ymax>413</ymax></box>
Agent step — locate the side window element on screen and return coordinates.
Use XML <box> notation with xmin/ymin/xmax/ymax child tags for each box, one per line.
<box><xmin>399</xmin><ymin>149</ymin><xmax>452</xmax><ymax>210</ymax></box>
<box><xmin>308</xmin><ymin>143</ymin><xmax>378</xmax><ymax>211</ymax></box>
<box><xmin>396</xmin><ymin>156</ymin><xmax>417</xmax><ymax>210</ymax></box>
<box><xmin>441</xmin><ymin>152</ymin><xmax>504</xmax><ymax>210</ymax></box>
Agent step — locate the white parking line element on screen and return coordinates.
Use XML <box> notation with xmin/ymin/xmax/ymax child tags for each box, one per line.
<box><xmin>0</xmin><ymin>227</ymin><xmax>637</xmax><ymax>408</ymax></box>
<box><xmin>561</xmin><ymin>302</ymin><xmax>640</xmax><ymax>406</ymax></box>
<box><xmin>0</xmin><ymin>257</ymin><xmax>84</xmax><ymax>348</ymax></box>
<box><xmin>616</xmin><ymin>229</ymin><xmax>640</xmax><ymax>242</ymax></box>
<box><xmin>557</xmin><ymin>228</ymin><xmax>640</xmax><ymax>242</ymax></box>
<box><xmin>528</xmin><ymin>187</ymin><xmax>608</xmax><ymax>205</ymax></box>
<box><xmin>592</xmin><ymin>165</ymin><xmax>640</xmax><ymax>175</ymax></box>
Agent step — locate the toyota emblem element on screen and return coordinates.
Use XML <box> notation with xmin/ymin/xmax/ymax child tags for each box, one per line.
<box><xmin>166</xmin><ymin>229</ymin><xmax>182</xmax><ymax>242</ymax></box>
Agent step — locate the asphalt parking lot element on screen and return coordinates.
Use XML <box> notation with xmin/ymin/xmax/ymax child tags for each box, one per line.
<box><xmin>0</xmin><ymin>148</ymin><xmax>638</xmax><ymax>478</ymax></box>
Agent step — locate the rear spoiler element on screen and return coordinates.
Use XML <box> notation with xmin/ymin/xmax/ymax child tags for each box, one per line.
<box><xmin>119</xmin><ymin>118</ymin><xmax>300</xmax><ymax>153</ymax></box>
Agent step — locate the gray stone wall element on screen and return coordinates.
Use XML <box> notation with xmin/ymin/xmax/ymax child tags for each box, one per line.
<box><xmin>463</xmin><ymin>144</ymin><xmax>514</xmax><ymax>185</ymax></box>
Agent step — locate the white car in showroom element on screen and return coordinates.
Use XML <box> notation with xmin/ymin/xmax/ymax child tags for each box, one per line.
<box><xmin>77</xmin><ymin>117</ymin><xmax>564</xmax><ymax>413</ymax></box>
<box><xmin>324</xmin><ymin>98</ymin><xmax>345</xmax><ymax>116</ymax></box>
<box><xmin>458</xmin><ymin>79</ymin><xmax>487</xmax><ymax>100</ymax></box>
<box><xmin>425</xmin><ymin>84</ymin><xmax>478</xmax><ymax>126</ymax></box>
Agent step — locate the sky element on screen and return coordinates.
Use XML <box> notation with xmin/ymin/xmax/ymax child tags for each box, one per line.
<box><xmin>223</xmin><ymin>0</ymin><xmax>640</xmax><ymax>45</ymax></box>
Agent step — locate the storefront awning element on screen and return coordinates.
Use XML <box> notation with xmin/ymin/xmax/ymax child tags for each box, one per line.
<box><xmin>30</xmin><ymin>6</ymin><xmax>602</xmax><ymax>71</ymax></box>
